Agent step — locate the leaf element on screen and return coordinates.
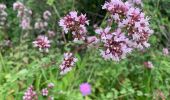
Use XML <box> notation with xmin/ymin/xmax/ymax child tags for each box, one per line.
<box><xmin>47</xmin><ymin>0</ymin><xmax>55</xmax><ymax>6</ymax></box>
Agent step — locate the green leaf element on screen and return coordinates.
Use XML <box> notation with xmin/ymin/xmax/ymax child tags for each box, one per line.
<box><xmin>47</xmin><ymin>0</ymin><xmax>55</xmax><ymax>6</ymax></box>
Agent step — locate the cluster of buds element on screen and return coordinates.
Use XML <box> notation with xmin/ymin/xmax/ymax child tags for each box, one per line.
<box><xmin>59</xmin><ymin>52</ymin><xmax>78</xmax><ymax>75</ymax></box>
<box><xmin>144</xmin><ymin>61</ymin><xmax>154</xmax><ymax>69</ymax></box>
<box><xmin>13</xmin><ymin>1</ymin><xmax>32</xmax><ymax>30</ymax></box>
<box><xmin>41</xmin><ymin>83</ymin><xmax>54</xmax><ymax>98</ymax></box>
<box><xmin>96</xmin><ymin>27</ymin><xmax>132</xmax><ymax>61</ymax></box>
<box><xmin>0</xmin><ymin>4</ymin><xmax>7</xmax><ymax>26</ymax></box>
<box><xmin>23</xmin><ymin>85</ymin><xmax>38</xmax><ymax>100</ymax></box>
<box><xmin>32</xmin><ymin>35</ymin><xmax>51</xmax><ymax>52</ymax></box>
<box><xmin>59</xmin><ymin>11</ymin><xmax>89</xmax><ymax>42</ymax></box>
<box><xmin>34</xmin><ymin>20</ymin><xmax>48</xmax><ymax>30</ymax></box>
<box><xmin>34</xmin><ymin>10</ymin><xmax>51</xmax><ymax>30</ymax></box>
<box><xmin>43</xmin><ymin>10</ymin><xmax>52</xmax><ymax>20</ymax></box>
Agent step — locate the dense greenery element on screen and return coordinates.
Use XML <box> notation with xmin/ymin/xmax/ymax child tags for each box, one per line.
<box><xmin>0</xmin><ymin>0</ymin><xmax>170</xmax><ymax>100</ymax></box>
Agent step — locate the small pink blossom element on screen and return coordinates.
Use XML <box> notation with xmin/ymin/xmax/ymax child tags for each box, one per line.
<box><xmin>163</xmin><ymin>48</ymin><xmax>169</xmax><ymax>56</ymax></box>
<box><xmin>59</xmin><ymin>11</ymin><xmax>89</xmax><ymax>42</ymax></box>
<box><xmin>47</xmin><ymin>30</ymin><xmax>55</xmax><ymax>37</ymax></box>
<box><xmin>48</xmin><ymin>83</ymin><xmax>54</xmax><ymax>89</ymax></box>
<box><xmin>87</xmin><ymin>36</ymin><xmax>99</xmax><ymax>44</ymax></box>
<box><xmin>41</xmin><ymin>88</ymin><xmax>48</xmax><ymax>96</ymax></box>
<box><xmin>13</xmin><ymin>1</ymin><xmax>24</xmax><ymax>11</ymax></box>
<box><xmin>21</xmin><ymin>18</ymin><xmax>30</xmax><ymax>30</ymax></box>
<box><xmin>144</xmin><ymin>61</ymin><xmax>154</xmax><ymax>69</ymax></box>
<box><xmin>33</xmin><ymin>35</ymin><xmax>51</xmax><ymax>52</ymax></box>
<box><xmin>43</xmin><ymin>10</ymin><xmax>51</xmax><ymax>20</ymax></box>
<box><xmin>80</xmin><ymin>83</ymin><xmax>91</xmax><ymax>96</ymax></box>
<box><xmin>23</xmin><ymin>85</ymin><xmax>38</xmax><ymax>100</ymax></box>
<box><xmin>59</xmin><ymin>53</ymin><xmax>78</xmax><ymax>75</ymax></box>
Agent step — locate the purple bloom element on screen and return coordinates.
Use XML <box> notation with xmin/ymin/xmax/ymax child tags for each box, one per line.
<box><xmin>80</xmin><ymin>83</ymin><xmax>91</xmax><ymax>96</ymax></box>
<box><xmin>33</xmin><ymin>35</ymin><xmax>51</xmax><ymax>52</ymax></box>
<box><xmin>59</xmin><ymin>11</ymin><xmax>89</xmax><ymax>42</ymax></box>
<box><xmin>144</xmin><ymin>61</ymin><xmax>154</xmax><ymax>69</ymax></box>
<box><xmin>43</xmin><ymin>10</ymin><xmax>51</xmax><ymax>20</ymax></box>
<box><xmin>96</xmin><ymin>28</ymin><xmax>132</xmax><ymax>61</ymax></box>
<box><xmin>59</xmin><ymin>53</ymin><xmax>78</xmax><ymax>75</ymax></box>
<box><xmin>163</xmin><ymin>48</ymin><xmax>169</xmax><ymax>56</ymax></box>
<box><xmin>23</xmin><ymin>85</ymin><xmax>38</xmax><ymax>100</ymax></box>
<box><xmin>48</xmin><ymin>83</ymin><xmax>54</xmax><ymax>89</ymax></box>
<box><xmin>41</xmin><ymin>88</ymin><xmax>48</xmax><ymax>96</ymax></box>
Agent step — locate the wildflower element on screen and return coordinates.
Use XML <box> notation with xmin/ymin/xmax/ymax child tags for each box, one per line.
<box><xmin>13</xmin><ymin>2</ymin><xmax>32</xmax><ymax>30</ymax></box>
<box><xmin>34</xmin><ymin>21</ymin><xmax>48</xmax><ymax>30</ymax></box>
<box><xmin>87</xmin><ymin>36</ymin><xmax>99</xmax><ymax>44</ymax></box>
<box><xmin>96</xmin><ymin>28</ymin><xmax>132</xmax><ymax>61</ymax></box>
<box><xmin>163</xmin><ymin>48</ymin><xmax>169</xmax><ymax>56</ymax></box>
<box><xmin>23</xmin><ymin>85</ymin><xmax>38</xmax><ymax>100</ymax></box>
<box><xmin>47</xmin><ymin>30</ymin><xmax>55</xmax><ymax>37</ymax></box>
<box><xmin>43</xmin><ymin>10</ymin><xmax>51</xmax><ymax>20</ymax></box>
<box><xmin>48</xmin><ymin>83</ymin><xmax>54</xmax><ymax>89</ymax></box>
<box><xmin>13</xmin><ymin>1</ymin><xmax>24</xmax><ymax>11</ymax></box>
<box><xmin>102</xmin><ymin>0</ymin><xmax>131</xmax><ymax>22</ymax></box>
<box><xmin>119</xmin><ymin>7</ymin><xmax>153</xmax><ymax>49</ymax></box>
<box><xmin>0</xmin><ymin>4</ymin><xmax>7</xmax><ymax>26</ymax></box>
<box><xmin>128</xmin><ymin>0</ymin><xmax>142</xmax><ymax>5</ymax></box>
<box><xmin>59</xmin><ymin>52</ymin><xmax>78</xmax><ymax>75</ymax></box>
<box><xmin>144</xmin><ymin>61</ymin><xmax>154</xmax><ymax>69</ymax></box>
<box><xmin>59</xmin><ymin>11</ymin><xmax>89</xmax><ymax>42</ymax></box>
<box><xmin>80</xmin><ymin>83</ymin><xmax>91</xmax><ymax>96</ymax></box>
<box><xmin>21</xmin><ymin>17</ymin><xmax>30</xmax><ymax>30</ymax></box>
<box><xmin>33</xmin><ymin>35</ymin><xmax>51</xmax><ymax>52</ymax></box>
<box><xmin>41</xmin><ymin>88</ymin><xmax>48</xmax><ymax>96</ymax></box>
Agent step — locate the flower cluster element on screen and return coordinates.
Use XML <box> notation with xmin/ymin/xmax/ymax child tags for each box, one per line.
<box><xmin>59</xmin><ymin>11</ymin><xmax>89</xmax><ymax>42</ymax></box>
<box><xmin>13</xmin><ymin>1</ymin><xmax>32</xmax><ymax>30</ymax></box>
<box><xmin>33</xmin><ymin>35</ymin><xmax>51</xmax><ymax>52</ymax></box>
<box><xmin>102</xmin><ymin>0</ymin><xmax>131</xmax><ymax>22</ymax></box>
<box><xmin>42</xmin><ymin>88</ymin><xmax>48</xmax><ymax>96</ymax></box>
<box><xmin>59</xmin><ymin>53</ymin><xmax>78</xmax><ymax>75</ymax></box>
<box><xmin>144</xmin><ymin>61</ymin><xmax>154</xmax><ymax>69</ymax></box>
<box><xmin>163</xmin><ymin>48</ymin><xmax>169</xmax><ymax>56</ymax></box>
<box><xmin>0</xmin><ymin>4</ymin><xmax>7</xmax><ymax>26</ymax></box>
<box><xmin>34</xmin><ymin>10</ymin><xmax>51</xmax><ymax>30</ymax></box>
<box><xmin>96</xmin><ymin>27</ymin><xmax>132</xmax><ymax>61</ymax></box>
<box><xmin>119</xmin><ymin>7</ymin><xmax>153</xmax><ymax>49</ymax></box>
<box><xmin>34</xmin><ymin>20</ymin><xmax>48</xmax><ymax>30</ymax></box>
<box><xmin>43</xmin><ymin>10</ymin><xmax>52</xmax><ymax>20</ymax></box>
<box><xmin>23</xmin><ymin>85</ymin><xmax>38</xmax><ymax>100</ymax></box>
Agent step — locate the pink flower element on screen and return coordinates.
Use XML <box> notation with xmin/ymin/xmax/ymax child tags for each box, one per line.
<box><xmin>59</xmin><ymin>53</ymin><xmax>78</xmax><ymax>75</ymax></box>
<box><xmin>33</xmin><ymin>35</ymin><xmax>51</xmax><ymax>52</ymax></box>
<box><xmin>48</xmin><ymin>83</ymin><xmax>54</xmax><ymax>89</ymax></box>
<box><xmin>87</xmin><ymin>36</ymin><xmax>99</xmax><ymax>44</ymax></box>
<box><xmin>144</xmin><ymin>61</ymin><xmax>154</xmax><ymax>69</ymax></box>
<box><xmin>21</xmin><ymin>18</ymin><xmax>30</xmax><ymax>30</ymax></box>
<box><xmin>41</xmin><ymin>88</ymin><xmax>48</xmax><ymax>96</ymax></box>
<box><xmin>13</xmin><ymin>1</ymin><xmax>24</xmax><ymax>11</ymax></box>
<box><xmin>163</xmin><ymin>48</ymin><xmax>169</xmax><ymax>56</ymax></box>
<box><xmin>34</xmin><ymin>21</ymin><xmax>48</xmax><ymax>29</ymax></box>
<box><xmin>59</xmin><ymin>11</ymin><xmax>89</xmax><ymax>42</ymax></box>
<box><xmin>96</xmin><ymin>28</ymin><xmax>132</xmax><ymax>61</ymax></box>
<box><xmin>47</xmin><ymin>30</ymin><xmax>55</xmax><ymax>37</ymax></box>
<box><xmin>0</xmin><ymin>4</ymin><xmax>6</xmax><ymax>11</ymax></box>
<box><xmin>43</xmin><ymin>10</ymin><xmax>51</xmax><ymax>20</ymax></box>
<box><xmin>80</xmin><ymin>83</ymin><xmax>91</xmax><ymax>96</ymax></box>
<box><xmin>23</xmin><ymin>85</ymin><xmax>38</xmax><ymax>100</ymax></box>
<box><xmin>102</xmin><ymin>0</ymin><xmax>131</xmax><ymax>22</ymax></box>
